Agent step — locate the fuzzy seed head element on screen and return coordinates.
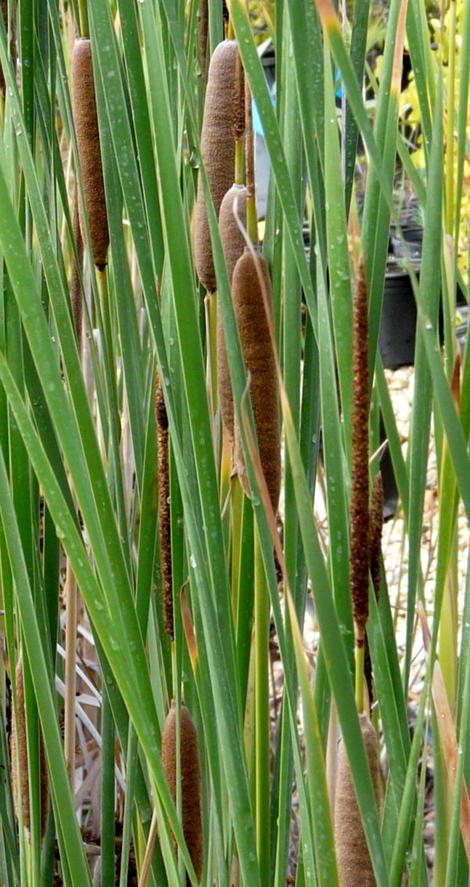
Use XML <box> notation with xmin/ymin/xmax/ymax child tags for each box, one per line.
<box><xmin>193</xmin><ymin>39</ymin><xmax>238</xmax><ymax>292</ymax></box>
<box><xmin>232</xmin><ymin>248</ymin><xmax>281</xmax><ymax>512</ymax></box>
<box><xmin>217</xmin><ymin>184</ymin><xmax>247</xmax><ymax>440</ymax></box>
<box><xmin>156</xmin><ymin>377</ymin><xmax>173</xmax><ymax>639</ymax></box>
<box><xmin>161</xmin><ymin>703</ymin><xmax>203</xmax><ymax>881</ymax></box>
<box><xmin>10</xmin><ymin>661</ymin><xmax>49</xmax><ymax>839</ymax></box>
<box><xmin>350</xmin><ymin>258</ymin><xmax>370</xmax><ymax>639</ymax></box>
<box><xmin>72</xmin><ymin>38</ymin><xmax>109</xmax><ymax>271</ymax></box>
<box><xmin>334</xmin><ymin>714</ymin><xmax>380</xmax><ymax>886</ymax></box>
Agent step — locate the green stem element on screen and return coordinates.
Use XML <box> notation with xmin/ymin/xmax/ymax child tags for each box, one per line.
<box><xmin>100</xmin><ymin>688</ymin><xmax>116</xmax><ymax>886</ymax></box>
<box><xmin>78</xmin><ymin>0</ymin><xmax>89</xmax><ymax>38</ymax></box>
<box><xmin>254</xmin><ymin>525</ymin><xmax>270</xmax><ymax>887</ymax></box>
<box><xmin>246</xmin><ymin>196</ymin><xmax>258</xmax><ymax>244</ymax></box>
<box><xmin>354</xmin><ymin>639</ymin><xmax>364</xmax><ymax>713</ymax></box>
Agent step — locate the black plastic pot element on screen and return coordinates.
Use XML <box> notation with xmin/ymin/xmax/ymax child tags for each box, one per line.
<box><xmin>379</xmin><ymin>268</ymin><xmax>417</xmax><ymax>370</ymax></box>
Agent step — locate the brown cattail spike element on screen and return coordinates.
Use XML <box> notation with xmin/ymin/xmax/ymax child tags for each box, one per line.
<box><xmin>369</xmin><ymin>471</ymin><xmax>384</xmax><ymax>597</ymax></box>
<box><xmin>156</xmin><ymin>377</ymin><xmax>173</xmax><ymax>639</ymax></box>
<box><xmin>217</xmin><ymin>183</ymin><xmax>247</xmax><ymax>439</ymax></box>
<box><xmin>334</xmin><ymin>714</ymin><xmax>380</xmax><ymax>886</ymax></box>
<box><xmin>233</xmin><ymin>51</ymin><xmax>245</xmax><ymax>143</ymax></box>
<box><xmin>161</xmin><ymin>703</ymin><xmax>203</xmax><ymax>882</ymax></box>
<box><xmin>193</xmin><ymin>39</ymin><xmax>238</xmax><ymax>292</ymax></box>
<box><xmin>350</xmin><ymin>258</ymin><xmax>370</xmax><ymax>643</ymax></box>
<box><xmin>10</xmin><ymin>660</ymin><xmax>49</xmax><ymax>838</ymax></box>
<box><xmin>233</xmin><ymin>248</ymin><xmax>281</xmax><ymax>512</ymax></box>
<box><xmin>72</xmin><ymin>38</ymin><xmax>109</xmax><ymax>271</ymax></box>
<box><xmin>198</xmin><ymin>0</ymin><xmax>209</xmax><ymax>80</ymax></box>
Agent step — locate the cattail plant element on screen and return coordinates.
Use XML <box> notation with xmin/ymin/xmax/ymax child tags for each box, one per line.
<box><xmin>333</xmin><ymin>258</ymin><xmax>381</xmax><ymax>885</ymax></box>
<box><xmin>349</xmin><ymin>257</ymin><xmax>370</xmax><ymax>708</ymax></box>
<box><xmin>233</xmin><ymin>248</ymin><xmax>280</xmax><ymax>511</ymax></box>
<box><xmin>71</xmin><ymin>37</ymin><xmax>109</xmax><ymax>271</ymax></box>
<box><xmin>10</xmin><ymin>660</ymin><xmax>49</xmax><ymax>839</ymax></box>
<box><xmin>232</xmin><ymin>79</ymin><xmax>280</xmax><ymax>513</ymax></box>
<box><xmin>193</xmin><ymin>38</ymin><xmax>238</xmax><ymax>292</ymax></box>
<box><xmin>334</xmin><ymin>713</ymin><xmax>380</xmax><ymax>886</ymax></box>
<box><xmin>156</xmin><ymin>375</ymin><xmax>174</xmax><ymax>640</ymax></box>
<box><xmin>217</xmin><ymin>50</ymin><xmax>247</xmax><ymax>440</ymax></box>
<box><xmin>161</xmin><ymin>702</ymin><xmax>203</xmax><ymax>882</ymax></box>
<box><xmin>198</xmin><ymin>0</ymin><xmax>209</xmax><ymax>81</ymax></box>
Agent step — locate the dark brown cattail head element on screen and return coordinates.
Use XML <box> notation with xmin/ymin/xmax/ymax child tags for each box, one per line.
<box><xmin>161</xmin><ymin>703</ymin><xmax>203</xmax><ymax>882</ymax></box>
<box><xmin>350</xmin><ymin>258</ymin><xmax>370</xmax><ymax>642</ymax></box>
<box><xmin>156</xmin><ymin>376</ymin><xmax>173</xmax><ymax>639</ymax></box>
<box><xmin>193</xmin><ymin>39</ymin><xmax>238</xmax><ymax>292</ymax></box>
<box><xmin>334</xmin><ymin>714</ymin><xmax>380</xmax><ymax>886</ymax></box>
<box><xmin>198</xmin><ymin>0</ymin><xmax>209</xmax><ymax>79</ymax></box>
<box><xmin>233</xmin><ymin>247</ymin><xmax>281</xmax><ymax>512</ymax></box>
<box><xmin>217</xmin><ymin>183</ymin><xmax>247</xmax><ymax>440</ymax></box>
<box><xmin>369</xmin><ymin>471</ymin><xmax>383</xmax><ymax>597</ymax></box>
<box><xmin>72</xmin><ymin>38</ymin><xmax>109</xmax><ymax>271</ymax></box>
<box><xmin>10</xmin><ymin>660</ymin><xmax>49</xmax><ymax>839</ymax></box>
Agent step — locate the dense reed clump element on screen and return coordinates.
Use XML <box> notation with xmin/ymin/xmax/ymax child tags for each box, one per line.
<box><xmin>217</xmin><ymin>183</ymin><xmax>247</xmax><ymax>439</ymax></box>
<box><xmin>193</xmin><ymin>39</ymin><xmax>238</xmax><ymax>292</ymax></box>
<box><xmin>10</xmin><ymin>660</ymin><xmax>49</xmax><ymax>838</ymax></box>
<box><xmin>156</xmin><ymin>376</ymin><xmax>173</xmax><ymax>639</ymax></box>
<box><xmin>334</xmin><ymin>714</ymin><xmax>380</xmax><ymax>886</ymax></box>
<box><xmin>71</xmin><ymin>38</ymin><xmax>109</xmax><ymax>271</ymax></box>
<box><xmin>233</xmin><ymin>247</ymin><xmax>281</xmax><ymax>512</ymax></box>
<box><xmin>350</xmin><ymin>258</ymin><xmax>370</xmax><ymax>647</ymax></box>
<box><xmin>161</xmin><ymin>702</ymin><xmax>203</xmax><ymax>882</ymax></box>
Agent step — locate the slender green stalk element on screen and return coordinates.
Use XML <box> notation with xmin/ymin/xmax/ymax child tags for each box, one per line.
<box><xmin>78</xmin><ymin>0</ymin><xmax>90</xmax><ymax>38</ymax></box>
<box><xmin>254</xmin><ymin>526</ymin><xmax>270</xmax><ymax>887</ymax></box>
<box><xmin>100</xmin><ymin>689</ymin><xmax>116</xmax><ymax>886</ymax></box>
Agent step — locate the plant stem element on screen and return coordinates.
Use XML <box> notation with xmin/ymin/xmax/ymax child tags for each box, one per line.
<box><xmin>354</xmin><ymin>638</ymin><xmax>364</xmax><ymax>713</ymax></box>
<box><xmin>64</xmin><ymin>560</ymin><xmax>77</xmax><ymax>778</ymax></box>
<box><xmin>78</xmin><ymin>0</ymin><xmax>89</xmax><ymax>39</ymax></box>
<box><xmin>100</xmin><ymin>688</ymin><xmax>115</xmax><ymax>886</ymax></box>
<box><xmin>254</xmin><ymin>525</ymin><xmax>270</xmax><ymax>887</ymax></box>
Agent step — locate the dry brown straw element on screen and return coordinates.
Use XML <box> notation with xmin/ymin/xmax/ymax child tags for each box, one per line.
<box><xmin>161</xmin><ymin>702</ymin><xmax>203</xmax><ymax>882</ymax></box>
<box><xmin>334</xmin><ymin>714</ymin><xmax>380</xmax><ymax>886</ymax></box>
<box><xmin>193</xmin><ymin>39</ymin><xmax>238</xmax><ymax>292</ymax></box>
<box><xmin>217</xmin><ymin>183</ymin><xmax>247</xmax><ymax>440</ymax></box>
<box><xmin>10</xmin><ymin>659</ymin><xmax>49</xmax><ymax>838</ymax></box>
<box><xmin>350</xmin><ymin>258</ymin><xmax>370</xmax><ymax>646</ymax></box>
<box><xmin>71</xmin><ymin>38</ymin><xmax>109</xmax><ymax>271</ymax></box>
<box><xmin>156</xmin><ymin>376</ymin><xmax>173</xmax><ymax>639</ymax></box>
<box><xmin>233</xmin><ymin>248</ymin><xmax>281</xmax><ymax>512</ymax></box>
